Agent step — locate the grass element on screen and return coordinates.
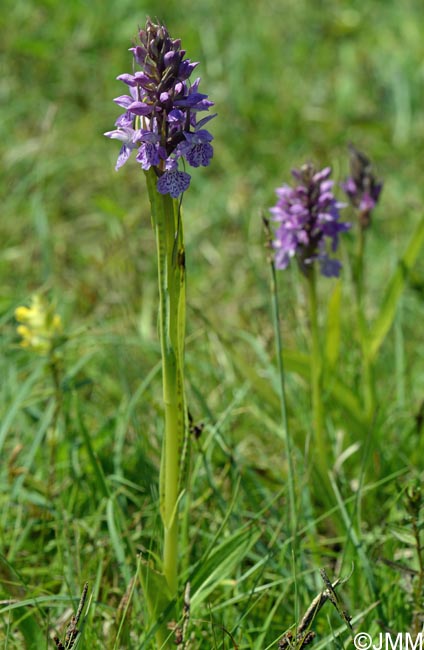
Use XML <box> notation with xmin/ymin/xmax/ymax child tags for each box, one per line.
<box><xmin>1</xmin><ymin>0</ymin><xmax>424</xmax><ymax>648</ymax></box>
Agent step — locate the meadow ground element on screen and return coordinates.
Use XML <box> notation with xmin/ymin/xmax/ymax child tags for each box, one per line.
<box><xmin>1</xmin><ymin>0</ymin><xmax>424</xmax><ymax>648</ymax></box>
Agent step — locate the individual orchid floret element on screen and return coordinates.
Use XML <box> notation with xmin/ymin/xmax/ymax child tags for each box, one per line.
<box><xmin>105</xmin><ymin>18</ymin><xmax>216</xmax><ymax>198</ymax></box>
<box><xmin>341</xmin><ymin>144</ymin><xmax>383</xmax><ymax>229</ymax></box>
<box><xmin>270</xmin><ymin>164</ymin><xmax>351</xmax><ymax>278</ymax></box>
<box><xmin>104</xmin><ymin>126</ymin><xmax>141</xmax><ymax>170</ymax></box>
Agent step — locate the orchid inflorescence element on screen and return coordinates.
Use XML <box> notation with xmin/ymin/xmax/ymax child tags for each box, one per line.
<box><xmin>270</xmin><ymin>164</ymin><xmax>351</xmax><ymax>278</ymax></box>
<box><xmin>341</xmin><ymin>143</ymin><xmax>383</xmax><ymax>229</ymax></box>
<box><xmin>105</xmin><ymin>18</ymin><xmax>216</xmax><ymax>198</ymax></box>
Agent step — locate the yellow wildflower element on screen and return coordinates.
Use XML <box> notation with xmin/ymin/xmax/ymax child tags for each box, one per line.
<box><xmin>15</xmin><ymin>294</ymin><xmax>62</xmax><ymax>354</ymax></box>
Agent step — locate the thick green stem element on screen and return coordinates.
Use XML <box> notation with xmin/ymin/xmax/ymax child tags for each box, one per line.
<box><xmin>306</xmin><ymin>267</ymin><xmax>327</xmax><ymax>477</ymax></box>
<box><xmin>145</xmin><ymin>169</ymin><xmax>187</xmax><ymax>598</ymax></box>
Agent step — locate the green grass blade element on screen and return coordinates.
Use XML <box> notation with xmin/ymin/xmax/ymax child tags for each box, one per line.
<box><xmin>329</xmin><ymin>473</ymin><xmax>383</xmax><ymax>623</ymax></box>
<box><xmin>0</xmin><ymin>554</ymin><xmax>46</xmax><ymax>650</ymax></box>
<box><xmin>324</xmin><ymin>374</ymin><xmax>365</xmax><ymax>426</ymax></box>
<box><xmin>0</xmin><ymin>364</ymin><xmax>42</xmax><ymax>455</ymax></box>
<box><xmin>112</xmin><ymin>558</ymin><xmax>139</xmax><ymax>650</ymax></box>
<box><xmin>11</xmin><ymin>399</ymin><xmax>55</xmax><ymax>499</ymax></box>
<box><xmin>325</xmin><ymin>278</ymin><xmax>342</xmax><ymax>369</ymax></box>
<box><xmin>106</xmin><ymin>497</ymin><xmax>132</xmax><ymax>585</ymax></box>
<box><xmin>225</xmin><ymin>336</ymin><xmax>365</xmax><ymax>428</ymax></box>
<box><xmin>190</xmin><ymin>526</ymin><xmax>260</xmax><ymax>610</ymax></box>
<box><xmin>137</xmin><ymin>558</ymin><xmax>174</xmax><ymax>648</ymax></box>
<box><xmin>113</xmin><ymin>362</ymin><xmax>161</xmax><ymax>478</ymax></box>
<box><xmin>369</xmin><ymin>215</ymin><xmax>424</xmax><ymax>360</ymax></box>
<box><xmin>76</xmin><ymin>404</ymin><xmax>110</xmax><ymax>500</ymax></box>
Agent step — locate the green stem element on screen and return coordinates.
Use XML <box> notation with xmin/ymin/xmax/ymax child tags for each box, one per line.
<box><xmin>269</xmin><ymin>258</ymin><xmax>297</xmax><ymax>538</ymax></box>
<box><xmin>354</xmin><ymin>228</ymin><xmax>375</xmax><ymax>422</ymax></box>
<box><xmin>44</xmin><ymin>353</ymin><xmax>63</xmax><ymax>541</ymax></box>
<box><xmin>306</xmin><ymin>267</ymin><xmax>327</xmax><ymax>477</ymax></box>
<box><xmin>145</xmin><ymin>169</ymin><xmax>187</xmax><ymax>597</ymax></box>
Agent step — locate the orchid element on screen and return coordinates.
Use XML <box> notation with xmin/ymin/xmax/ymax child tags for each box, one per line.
<box><xmin>105</xmin><ymin>18</ymin><xmax>216</xmax><ymax>198</ymax></box>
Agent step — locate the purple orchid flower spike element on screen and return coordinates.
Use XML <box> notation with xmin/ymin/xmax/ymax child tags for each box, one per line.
<box><xmin>104</xmin><ymin>18</ymin><xmax>216</xmax><ymax>198</ymax></box>
<box><xmin>270</xmin><ymin>163</ymin><xmax>351</xmax><ymax>278</ymax></box>
<box><xmin>341</xmin><ymin>144</ymin><xmax>383</xmax><ymax>229</ymax></box>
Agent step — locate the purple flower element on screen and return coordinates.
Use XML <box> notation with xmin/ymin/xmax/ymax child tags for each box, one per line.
<box><xmin>105</xmin><ymin>18</ymin><xmax>216</xmax><ymax>198</ymax></box>
<box><xmin>270</xmin><ymin>164</ymin><xmax>351</xmax><ymax>278</ymax></box>
<box><xmin>179</xmin><ymin>129</ymin><xmax>214</xmax><ymax>167</ymax></box>
<box><xmin>157</xmin><ymin>168</ymin><xmax>191</xmax><ymax>198</ymax></box>
<box><xmin>135</xmin><ymin>131</ymin><xmax>167</xmax><ymax>170</ymax></box>
<box><xmin>104</xmin><ymin>126</ymin><xmax>140</xmax><ymax>170</ymax></box>
<box><xmin>341</xmin><ymin>144</ymin><xmax>383</xmax><ymax>229</ymax></box>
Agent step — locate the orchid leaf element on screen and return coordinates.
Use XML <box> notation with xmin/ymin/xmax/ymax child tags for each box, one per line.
<box><xmin>369</xmin><ymin>215</ymin><xmax>424</xmax><ymax>360</ymax></box>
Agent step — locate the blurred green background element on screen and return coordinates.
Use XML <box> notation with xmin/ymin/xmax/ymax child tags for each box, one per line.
<box><xmin>2</xmin><ymin>0</ymin><xmax>423</xmax><ymax>422</ymax></box>
<box><xmin>1</xmin><ymin>0</ymin><xmax>424</xmax><ymax>645</ymax></box>
<box><xmin>2</xmin><ymin>0</ymin><xmax>423</xmax><ymax>318</ymax></box>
